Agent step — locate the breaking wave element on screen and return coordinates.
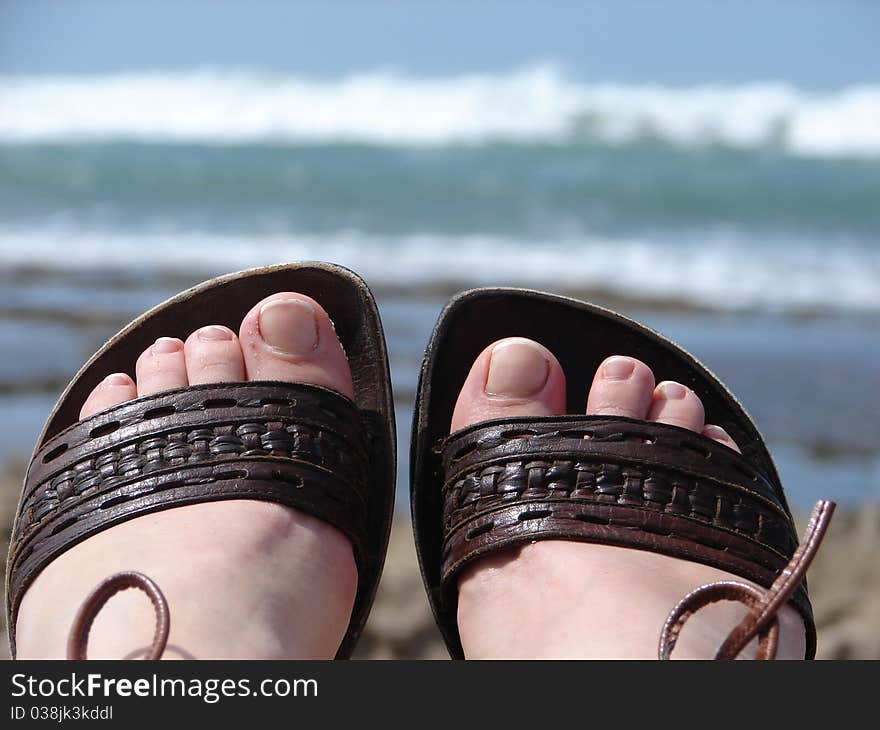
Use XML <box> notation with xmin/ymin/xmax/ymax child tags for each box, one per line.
<box><xmin>1</xmin><ymin>66</ymin><xmax>879</xmax><ymax>157</ymax></box>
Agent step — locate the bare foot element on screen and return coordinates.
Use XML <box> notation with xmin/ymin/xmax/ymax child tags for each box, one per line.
<box><xmin>451</xmin><ymin>338</ymin><xmax>806</xmax><ymax>659</ymax></box>
<box><xmin>17</xmin><ymin>293</ymin><xmax>360</xmax><ymax>659</ymax></box>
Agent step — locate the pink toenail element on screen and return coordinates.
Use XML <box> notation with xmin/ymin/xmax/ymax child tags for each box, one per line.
<box><xmin>103</xmin><ymin>373</ymin><xmax>130</xmax><ymax>386</ymax></box>
<box><xmin>258</xmin><ymin>298</ymin><xmax>319</xmax><ymax>355</ymax></box>
<box><xmin>658</xmin><ymin>382</ymin><xmax>688</xmax><ymax>400</ymax></box>
<box><xmin>703</xmin><ymin>425</ymin><xmax>729</xmax><ymax>440</ymax></box>
<box><xmin>197</xmin><ymin>326</ymin><xmax>234</xmax><ymax>342</ymax></box>
<box><xmin>485</xmin><ymin>338</ymin><xmax>550</xmax><ymax>397</ymax></box>
<box><xmin>601</xmin><ymin>356</ymin><xmax>636</xmax><ymax>380</ymax></box>
<box><xmin>152</xmin><ymin>337</ymin><xmax>183</xmax><ymax>354</ymax></box>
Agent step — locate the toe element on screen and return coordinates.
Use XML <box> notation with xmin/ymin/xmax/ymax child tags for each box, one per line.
<box><xmin>135</xmin><ymin>337</ymin><xmax>188</xmax><ymax>397</ymax></box>
<box><xmin>184</xmin><ymin>325</ymin><xmax>245</xmax><ymax>385</ymax></box>
<box><xmin>238</xmin><ymin>293</ymin><xmax>354</xmax><ymax>399</ymax></box>
<box><xmin>585</xmin><ymin>356</ymin><xmax>655</xmax><ymax>418</ymax></box>
<box><xmin>702</xmin><ymin>424</ymin><xmax>742</xmax><ymax>453</ymax></box>
<box><xmin>647</xmin><ymin>381</ymin><xmax>705</xmax><ymax>432</ymax></box>
<box><xmin>79</xmin><ymin>373</ymin><xmax>137</xmax><ymax>419</ymax></box>
<box><xmin>450</xmin><ymin>337</ymin><xmax>566</xmax><ymax>432</ymax></box>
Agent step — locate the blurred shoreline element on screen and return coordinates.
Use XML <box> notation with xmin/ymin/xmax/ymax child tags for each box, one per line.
<box><xmin>7</xmin><ymin>266</ymin><xmax>880</xmax><ymax>323</ymax></box>
<box><xmin>1</xmin><ymin>265</ymin><xmax>877</xmax><ymax>512</ymax></box>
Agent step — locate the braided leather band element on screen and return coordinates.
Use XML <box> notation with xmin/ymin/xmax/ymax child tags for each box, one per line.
<box><xmin>439</xmin><ymin>414</ymin><xmax>812</xmax><ymax>632</ymax></box>
<box><xmin>8</xmin><ymin>381</ymin><xmax>369</xmax><ymax>631</ymax></box>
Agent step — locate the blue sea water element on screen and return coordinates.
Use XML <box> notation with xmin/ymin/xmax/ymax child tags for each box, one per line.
<box><xmin>0</xmin><ymin>67</ymin><xmax>878</xmax><ymax>507</ymax></box>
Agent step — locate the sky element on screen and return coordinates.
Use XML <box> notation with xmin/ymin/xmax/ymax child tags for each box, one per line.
<box><xmin>0</xmin><ymin>0</ymin><xmax>878</xmax><ymax>87</ymax></box>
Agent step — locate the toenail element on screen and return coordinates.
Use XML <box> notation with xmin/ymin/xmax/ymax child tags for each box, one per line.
<box><xmin>197</xmin><ymin>325</ymin><xmax>234</xmax><ymax>342</ymax></box>
<box><xmin>601</xmin><ymin>356</ymin><xmax>636</xmax><ymax>380</ymax></box>
<box><xmin>258</xmin><ymin>298</ymin><xmax>319</xmax><ymax>355</ymax></box>
<box><xmin>485</xmin><ymin>338</ymin><xmax>550</xmax><ymax>397</ymax></box>
<box><xmin>658</xmin><ymin>381</ymin><xmax>688</xmax><ymax>400</ymax></box>
<box><xmin>152</xmin><ymin>337</ymin><xmax>183</xmax><ymax>354</ymax></box>
<box><xmin>703</xmin><ymin>425</ymin><xmax>729</xmax><ymax>440</ymax></box>
<box><xmin>102</xmin><ymin>373</ymin><xmax>130</xmax><ymax>386</ymax></box>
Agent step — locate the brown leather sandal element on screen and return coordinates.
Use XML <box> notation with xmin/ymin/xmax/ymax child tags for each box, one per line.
<box><xmin>6</xmin><ymin>262</ymin><xmax>396</xmax><ymax>659</ymax></box>
<box><xmin>410</xmin><ymin>288</ymin><xmax>833</xmax><ymax>659</ymax></box>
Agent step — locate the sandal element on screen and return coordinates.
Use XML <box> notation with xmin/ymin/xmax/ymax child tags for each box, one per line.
<box><xmin>6</xmin><ymin>262</ymin><xmax>396</xmax><ymax>659</ymax></box>
<box><xmin>410</xmin><ymin>287</ymin><xmax>833</xmax><ymax>659</ymax></box>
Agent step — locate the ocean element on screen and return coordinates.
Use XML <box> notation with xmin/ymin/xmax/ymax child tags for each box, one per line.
<box><xmin>0</xmin><ymin>67</ymin><xmax>878</xmax><ymax>508</ymax></box>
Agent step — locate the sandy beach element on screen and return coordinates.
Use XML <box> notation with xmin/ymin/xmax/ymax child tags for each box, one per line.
<box><xmin>2</xmin><ymin>466</ymin><xmax>877</xmax><ymax>659</ymax></box>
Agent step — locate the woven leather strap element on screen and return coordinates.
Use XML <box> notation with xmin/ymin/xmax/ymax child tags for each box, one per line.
<box><xmin>8</xmin><ymin>381</ymin><xmax>369</xmax><ymax>633</ymax></box>
<box><xmin>439</xmin><ymin>414</ymin><xmax>812</xmax><ymax>632</ymax></box>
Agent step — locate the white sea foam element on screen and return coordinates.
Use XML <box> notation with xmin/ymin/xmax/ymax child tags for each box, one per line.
<box><xmin>1</xmin><ymin>225</ymin><xmax>877</xmax><ymax>314</ymax></box>
<box><xmin>0</xmin><ymin>66</ymin><xmax>878</xmax><ymax>157</ymax></box>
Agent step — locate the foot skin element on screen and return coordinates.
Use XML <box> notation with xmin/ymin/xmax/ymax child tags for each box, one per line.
<box><xmin>451</xmin><ymin>338</ymin><xmax>806</xmax><ymax>659</ymax></box>
<box><xmin>16</xmin><ymin>293</ymin><xmax>358</xmax><ymax>659</ymax></box>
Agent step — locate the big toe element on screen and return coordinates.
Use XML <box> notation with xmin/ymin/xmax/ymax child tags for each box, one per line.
<box><xmin>239</xmin><ymin>292</ymin><xmax>354</xmax><ymax>400</ymax></box>
<box><xmin>450</xmin><ymin>337</ymin><xmax>566</xmax><ymax>432</ymax></box>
